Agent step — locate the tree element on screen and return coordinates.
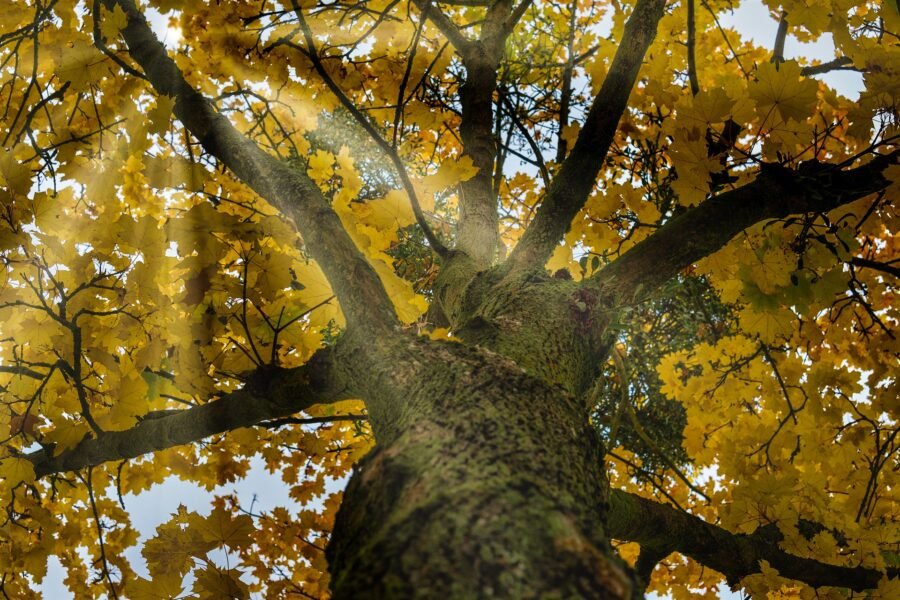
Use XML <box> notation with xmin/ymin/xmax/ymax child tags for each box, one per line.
<box><xmin>0</xmin><ymin>0</ymin><xmax>897</xmax><ymax>596</ymax></box>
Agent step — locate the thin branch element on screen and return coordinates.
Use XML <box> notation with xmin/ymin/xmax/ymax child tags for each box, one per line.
<box><xmin>261</xmin><ymin>414</ymin><xmax>368</xmax><ymax>429</ymax></box>
<box><xmin>392</xmin><ymin>0</ymin><xmax>430</xmax><ymax>148</ymax></box>
<box><xmin>81</xmin><ymin>467</ymin><xmax>119</xmax><ymax>599</ymax></box>
<box><xmin>700</xmin><ymin>0</ymin><xmax>749</xmax><ymax>79</ymax></box>
<box><xmin>91</xmin><ymin>0</ymin><xmax>146</xmax><ymax>79</ymax></box>
<box><xmin>0</xmin><ymin>365</ymin><xmax>47</xmax><ymax>380</ymax></box>
<box><xmin>289</xmin><ymin>1</ymin><xmax>449</xmax><ymax>258</ymax></box>
<box><xmin>499</xmin><ymin>92</ymin><xmax>550</xmax><ymax>187</ymax></box>
<box><xmin>850</xmin><ymin>256</ymin><xmax>900</xmax><ymax>278</ymax></box>
<box><xmin>801</xmin><ymin>56</ymin><xmax>858</xmax><ymax>76</ymax></box>
<box><xmin>555</xmin><ymin>0</ymin><xmax>578</xmax><ymax>162</ymax></box>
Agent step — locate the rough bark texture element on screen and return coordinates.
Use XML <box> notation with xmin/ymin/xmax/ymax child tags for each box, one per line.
<box><xmin>452</xmin><ymin>269</ymin><xmax>609</xmax><ymax>396</ymax></box>
<box><xmin>328</xmin><ymin>338</ymin><xmax>633</xmax><ymax>599</ymax></box>
<box><xmin>457</xmin><ymin>55</ymin><xmax>502</xmax><ymax>266</ymax></box>
<box><xmin>453</xmin><ymin>0</ymin><xmax>521</xmax><ymax>267</ymax></box>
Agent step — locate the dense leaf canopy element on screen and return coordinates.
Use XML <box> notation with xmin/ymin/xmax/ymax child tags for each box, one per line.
<box><xmin>0</xmin><ymin>0</ymin><xmax>898</xmax><ymax>597</ymax></box>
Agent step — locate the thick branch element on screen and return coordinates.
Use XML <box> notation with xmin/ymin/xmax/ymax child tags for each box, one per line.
<box><xmin>800</xmin><ymin>56</ymin><xmax>858</xmax><ymax>76</ymax></box>
<box><xmin>608</xmin><ymin>489</ymin><xmax>895</xmax><ymax>591</ymax></box>
<box><xmin>555</xmin><ymin>0</ymin><xmax>579</xmax><ymax>163</ymax></box>
<box><xmin>452</xmin><ymin>0</ymin><xmax>520</xmax><ymax>266</ymax></box>
<box><xmin>106</xmin><ymin>0</ymin><xmax>398</xmax><ymax>331</ymax></box>
<box><xmin>686</xmin><ymin>0</ymin><xmax>699</xmax><ymax>95</ymax></box>
<box><xmin>27</xmin><ymin>347</ymin><xmax>352</xmax><ymax>478</ymax></box>
<box><xmin>504</xmin><ymin>0</ymin><xmax>535</xmax><ymax>33</ymax></box>
<box><xmin>588</xmin><ymin>151</ymin><xmax>900</xmax><ymax>309</ymax></box>
<box><xmin>850</xmin><ymin>256</ymin><xmax>900</xmax><ymax>278</ymax></box>
<box><xmin>505</xmin><ymin>0</ymin><xmax>666</xmax><ymax>271</ymax></box>
<box><xmin>772</xmin><ymin>14</ymin><xmax>788</xmax><ymax>64</ymax></box>
<box><xmin>413</xmin><ymin>0</ymin><xmax>473</xmax><ymax>54</ymax></box>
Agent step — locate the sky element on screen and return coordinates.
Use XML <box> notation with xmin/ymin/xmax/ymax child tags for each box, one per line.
<box><xmin>35</xmin><ymin>0</ymin><xmax>865</xmax><ymax>597</ymax></box>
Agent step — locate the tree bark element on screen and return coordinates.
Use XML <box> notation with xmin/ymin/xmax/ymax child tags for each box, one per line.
<box><xmin>327</xmin><ymin>337</ymin><xmax>635</xmax><ymax>599</ymax></box>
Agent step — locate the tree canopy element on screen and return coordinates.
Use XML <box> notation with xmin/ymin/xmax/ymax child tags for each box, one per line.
<box><xmin>0</xmin><ymin>0</ymin><xmax>898</xmax><ymax>597</ymax></box>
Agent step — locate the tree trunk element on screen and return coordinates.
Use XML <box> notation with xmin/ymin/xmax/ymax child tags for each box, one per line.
<box><xmin>326</xmin><ymin>336</ymin><xmax>634</xmax><ymax>599</ymax></box>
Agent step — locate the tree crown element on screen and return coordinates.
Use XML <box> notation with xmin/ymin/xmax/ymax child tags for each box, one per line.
<box><xmin>0</xmin><ymin>0</ymin><xmax>898</xmax><ymax>597</ymax></box>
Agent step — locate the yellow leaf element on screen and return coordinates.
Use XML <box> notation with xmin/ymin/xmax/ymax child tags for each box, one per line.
<box><xmin>354</xmin><ymin>189</ymin><xmax>416</xmax><ymax>233</ymax></box>
<box><xmin>0</xmin><ymin>457</ymin><xmax>36</xmax><ymax>486</ymax></box>
<box><xmin>125</xmin><ymin>574</ymin><xmax>185</xmax><ymax>600</ymax></box>
<box><xmin>876</xmin><ymin>576</ymin><xmax>900</xmax><ymax>600</ymax></box>
<box><xmin>749</xmin><ymin>61</ymin><xmax>818</xmax><ymax>124</ymax></box>
<box><xmin>308</xmin><ymin>150</ymin><xmax>335</xmax><ymax>183</ymax></box>
<box><xmin>54</xmin><ymin>39</ymin><xmax>108</xmax><ymax>91</ymax></box>
<box><xmin>193</xmin><ymin>566</ymin><xmax>250</xmax><ymax>600</ymax></box>
<box><xmin>668</xmin><ymin>127</ymin><xmax>721</xmax><ymax>206</ymax></box>
<box><xmin>148</xmin><ymin>96</ymin><xmax>177</xmax><ymax>135</ymax></box>
<box><xmin>738</xmin><ymin>304</ymin><xmax>794</xmax><ymax>343</ymax></box>
<box><xmin>422</xmin><ymin>155</ymin><xmax>479</xmax><ymax>193</ymax></box>
<box><xmin>101</xmin><ymin>367</ymin><xmax>150</xmax><ymax>431</ymax></box>
<box><xmin>372</xmin><ymin>259</ymin><xmax>428</xmax><ymax>323</ymax></box>
<box><xmin>293</xmin><ymin>261</ymin><xmax>341</xmax><ymax>327</ymax></box>
<box><xmin>144</xmin><ymin>154</ymin><xmax>207</xmax><ymax>190</ymax></box>
<box><xmin>196</xmin><ymin>505</ymin><xmax>255</xmax><ymax>549</ymax></box>
<box><xmin>143</xmin><ymin>509</ymin><xmax>215</xmax><ymax>579</ymax></box>
<box><xmin>748</xmin><ymin>248</ymin><xmax>795</xmax><ymax>294</ymax></box>
<box><xmin>43</xmin><ymin>420</ymin><xmax>91</xmax><ymax>456</ymax></box>
<box><xmin>0</xmin><ymin>147</ymin><xmax>32</xmax><ymax>197</ymax></box>
<box><xmin>99</xmin><ymin>4</ymin><xmax>129</xmax><ymax>41</ymax></box>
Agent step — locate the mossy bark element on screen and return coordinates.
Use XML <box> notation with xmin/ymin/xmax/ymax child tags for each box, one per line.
<box><xmin>324</xmin><ymin>256</ymin><xmax>630</xmax><ymax>597</ymax></box>
<box><xmin>434</xmin><ymin>258</ymin><xmax>612</xmax><ymax>396</ymax></box>
<box><xmin>327</xmin><ymin>338</ymin><xmax>633</xmax><ymax>599</ymax></box>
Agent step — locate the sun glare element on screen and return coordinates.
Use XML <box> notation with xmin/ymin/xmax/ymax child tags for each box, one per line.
<box><xmin>164</xmin><ymin>24</ymin><xmax>182</xmax><ymax>48</ymax></box>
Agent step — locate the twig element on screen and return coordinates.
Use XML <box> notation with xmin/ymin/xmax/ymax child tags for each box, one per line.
<box><xmin>261</xmin><ymin>414</ymin><xmax>368</xmax><ymax>429</ymax></box>
<box><xmin>289</xmin><ymin>1</ymin><xmax>449</xmax><ymax>258</ymax></box>
<box><xmin>82</xmin><ymin>467</ymin><xmax>119</xmax><ymax>599</ymax></box>
<box><xmin>687</xmin><ymin>0</ymin><xmax>699</xmax><ymax>95</ymax></box>
<box><xmin>772</xmin><ymin>13</ymin><xmax>788</xmax><ymax>65</ymax></box>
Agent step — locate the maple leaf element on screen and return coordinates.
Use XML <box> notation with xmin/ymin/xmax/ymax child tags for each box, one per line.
<box><xmin>99</xmin><ymin>4</ymin><xmax>129</xmax><ymax>42</ymax></box>
<box><xmin>53</xmin><ymin>39</ymin><xmax>109</xmax><ymax>91</ymax></box>
<box><xmin>147</xmin><ymin>95</ymin><xmax>176</xmax><ymax>135</ymax></box>
<box><xmin>9</xmin><ymin>412</ymin><xmax>40</xmax><ymax>437</ymax></box>
<box><xmin>307</xmin><ymin>150</ymin><xmax>335</xmax><ymax>183</ymax></box>
<box><xmin>193</xmin><ymin>566</ymin><xmax>250</xmax><ymax>600</ymax></box>
<box><xmin>749</xmin><ymin>61</ymin><xmax>819</xmax><ymax>124</ymax></box>
<box><xmin>0</xmin><ymin>458</ymin><xmax>36</xmax><ymax>487</ymax></box>
<box><xmin>0</xmin><ymin>147</ymin><xmax>32</xmax><ymax>197</ymax></box>
<box><xmin>125</xmin><ymin>574</ymin><xmax>185</xmax><ymax>600</ymax></box>
<box><xmin>668</xmin><ymin>127</ymin><xmax>722</xmax><ymax>206</ymax></box>
<box><xmin>143</xmin><ymin>509</ymin><xmax>216</xmax><ymax>580</ymax></box>
<box><xmin>195</xmin><ymin>505</ymin><xmax>255</xmax><ymax>550</ymax></box>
